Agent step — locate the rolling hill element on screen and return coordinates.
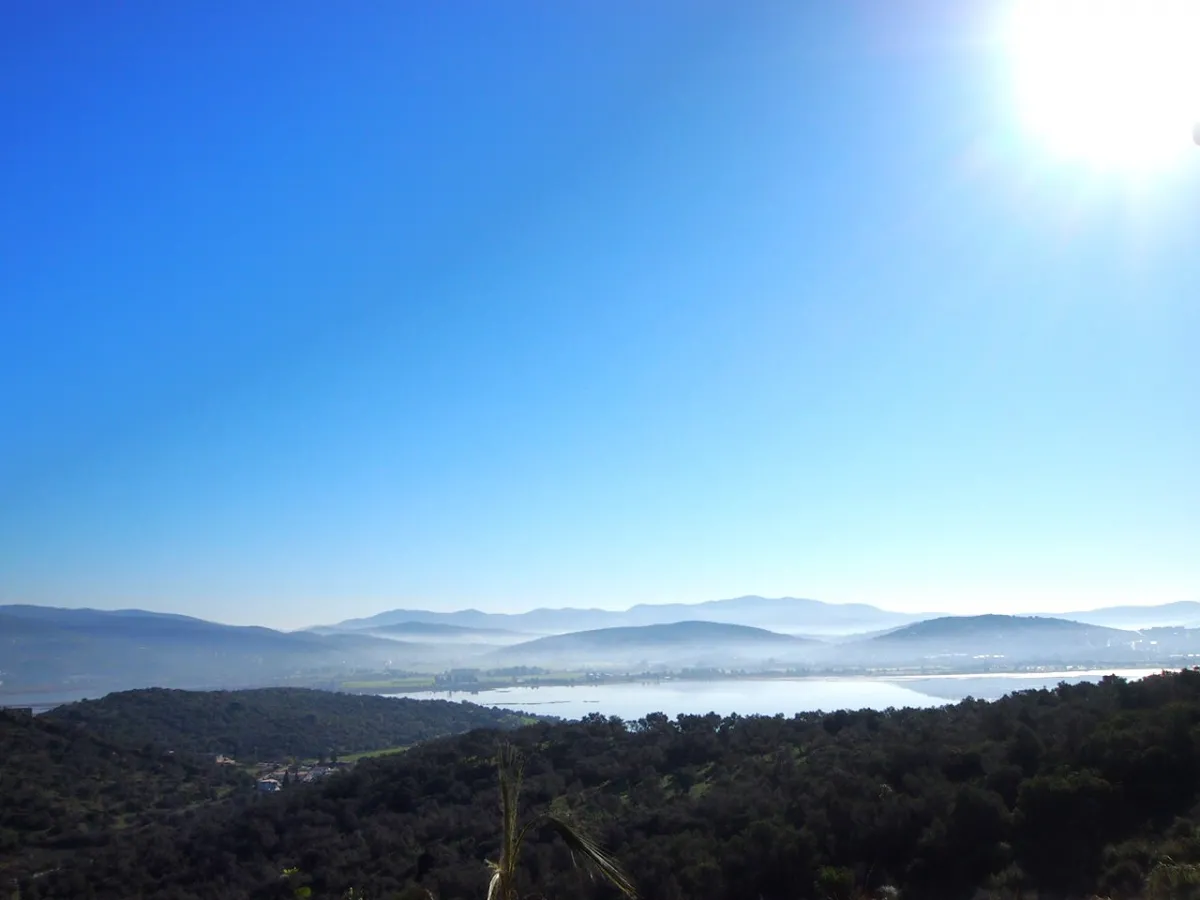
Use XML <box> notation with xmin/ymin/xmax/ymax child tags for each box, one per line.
<box><xmin>7</xmin><ymin>601</ymin><xmax>1196</xmax><ymax>700</ymax></box>
<box><xmin>0</xmin><ymin>605</ymin><xmax>426</xmax><ymax>700</ymax></box>
<box><xmin>873</xmin><ymin>614</ymin><xmax>1131</xmax><ymax>643</ymax></box>
<box><xmin>0</xmin><ymin>705</ymin><xmax>249</xmax><ymax>881</ymax></box>
<box><xmin>847</xmin><ymin>614</ymin><xmax>1140</xmax><ymax>667</ymax></box>
<box><xmin>1</xmin><ymin>686</ymin><xmax>541</xmax><ymax>883</ymax></box>
<box><xmin>487</xmin><ymin>620</ymin><xmax>820</xmax><ymax>670</ymax></box>
<box><xmin>44</xmin><ymin>686</ymin><xmax>539</xmax><ymax>760</ymax></box>
<box><xmin>18</xmin><ymin>669</ymin><xmax>1200</xmax><ymax>900</ymax></box>
<box><xmin>331</xmin><ymin>598</ymin><xmax>1200</xmax><ymax>639</ymax></box>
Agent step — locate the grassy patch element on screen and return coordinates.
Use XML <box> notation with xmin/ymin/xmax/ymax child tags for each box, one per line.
<box><xmin>341</xmin><ymin>677</ymin><xmax>435</xmax><ymax>691</ymax></box>
<box><xmin>339</xmin><ymin>745</ymin><xmax>410</xmax><ymax>763</ymax></box>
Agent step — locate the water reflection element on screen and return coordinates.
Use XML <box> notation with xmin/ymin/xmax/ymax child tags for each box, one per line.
<box><xmin>387</xmin><ymin>669</ymin><xmax>1166</xmax><ymax>721</ymax></box>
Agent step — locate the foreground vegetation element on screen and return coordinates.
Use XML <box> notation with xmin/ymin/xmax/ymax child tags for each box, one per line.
<box><xmin>0</xmin><ymin>708</ymin><xmax>251</xmax><ymax>882</ymax></box>
<box><xmin>44</xmin><ymin>687</ymin><xmax>539</xmax><ymax>761</ymax></box>
<box><xmin>9</xmin><ymin>670</ymin><xmax>1200</xmax><ymax>899</ymax></box>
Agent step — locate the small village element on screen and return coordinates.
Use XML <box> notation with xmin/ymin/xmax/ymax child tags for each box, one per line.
<box><xmin>214</xmin><ymin>754</ymin><xmax>356</xmax><ymax>792</ymax></box>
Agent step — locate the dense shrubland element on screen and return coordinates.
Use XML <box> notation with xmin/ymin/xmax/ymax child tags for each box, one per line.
<box><xmin>44</xmin><ymin>687</ymin><xmax>537</xmax><ymax>761</ymax></box>
<box><xmin>0</xmin><ymin>708</ymin><xmax>250</xmax><ymax>883</ymax></box>
<box><xmin>9</xmin><ymin>670</ymin><xmax>1200</xmax><ymax>899</ymax></box>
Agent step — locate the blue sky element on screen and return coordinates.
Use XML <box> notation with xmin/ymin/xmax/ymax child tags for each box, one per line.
<box><xmin>2</xmin><ymin>2</ymin><xmax>1197</xmax><ymax>629</ymax></box>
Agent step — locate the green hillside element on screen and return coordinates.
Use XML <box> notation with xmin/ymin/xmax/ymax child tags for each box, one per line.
<box><xmin>45</xmin><ymin>686</ymin><xmax>540</xmax><ymax>761</ymax></box>
<box><xmin>0</xmin><ymin>708</ymin><xmax>249</xmax><ymax>882</ymax></box>
<box><xmin>15</xmin><ymin>668</ymin><xmax>1200</xmax><ymax>899</ymax></box>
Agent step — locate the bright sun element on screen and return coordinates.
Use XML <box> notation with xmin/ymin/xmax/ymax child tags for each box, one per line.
<box><xmin>1005</xmin><ymin>0</ymin><xmax>1200</xmax><ymax>170</ymax></box>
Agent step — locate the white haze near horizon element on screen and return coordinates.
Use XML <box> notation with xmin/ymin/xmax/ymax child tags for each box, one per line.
<box><xmin>9</xmin><ymin>594</ymin><xmax>1195</xmax><ymax>632</ymax></box>
<box><xmin>298</xmin><ymin>595</ymin><xmax>1198</xmax><ymax>633</ymax></box>
<box><xmin>243</xmin><ymin>578</ymin><xmax>1198</xmax><ymax>630</ymax></box>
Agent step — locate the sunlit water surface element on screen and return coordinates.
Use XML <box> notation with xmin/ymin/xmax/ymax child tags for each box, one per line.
<box><xmin>385</xmin><ymin>669</ymin><xmax>1167</xmax><ymax>720</ymax></box>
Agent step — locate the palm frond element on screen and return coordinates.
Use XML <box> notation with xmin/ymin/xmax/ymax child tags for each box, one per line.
<box><xmin>496</xmin><ymin>744</ymin><xmax>524</xmax><ymax>861</ymax></box>
<box><xmin>513</xmin><ymin>816</ymin><xmax>542</xmax><ymax>867</ymax></box>
<box><xmin>543</xmin><ymin>813</ymin><xmax>637</xmax><ymax>899</ymax></box>
<box><xmin>488</xmin><ymin>742</ymin><xmax>635</xmax><ymax>900</ymax></box>
<box><xmin>493</xmin><ymin>744</ymin><xmax>527</xmax><ymax>900</ymax></box>
<box><xmin>486</xmin><ymin>870</ymin><xmax>503</xmax><ymax>900</ymax></box>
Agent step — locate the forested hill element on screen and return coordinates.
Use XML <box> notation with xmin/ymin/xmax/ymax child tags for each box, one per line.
<box><xmin>20</xmin><ymin>668</ymin><xmax>1200</xmax><ymax>900</ymax></box>
<box><xmin>875</xmin><ymin>614</ymin><xmax>1130</xmax><ymax>642</ymax></box>
<box><xmin>487</xmin><ymin>620</ymin><xmax>819</xmax><ymax>669</ymax></box>
<box><xmin>0</xmin><ymin>708</ymin><xmax>249</xmax><ymax>882</ymax></box>
<box><xmin>44</xmin><ymin>687</ymin><xmax>537</xmax><ymax>761</ymax></box>
<box><xmin>506</xmin><ymin>620</ymin><xmax>815</xmax><ymax>651</ymax></box>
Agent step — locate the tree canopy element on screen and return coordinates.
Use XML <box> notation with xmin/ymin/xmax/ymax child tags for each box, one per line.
<box><xmin>11</xmin><ymin>670</ymin><xmax>1200</xmax><ymax>900</ymax></box>
<box><xmin>44</xmin><ymin>687</ymin><xmax>537</xmax><ymax>761</ymax></box>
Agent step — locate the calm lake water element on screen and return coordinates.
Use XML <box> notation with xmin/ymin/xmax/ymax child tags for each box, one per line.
<box><xmin>386</xmin><ymin>669</ymin><xmax>1167</xmax><ymax>720</ymax></box>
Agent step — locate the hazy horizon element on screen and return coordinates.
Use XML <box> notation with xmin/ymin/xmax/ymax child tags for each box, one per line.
<box><xmin>5</xmin><ymin>593</ymin><xmax>1197</xmax><ymax>633</ymax></box>
<box><xmin>3</xmin><ymin>3</ymin><xmax>1198</xmax><ymax>630</ymax></box>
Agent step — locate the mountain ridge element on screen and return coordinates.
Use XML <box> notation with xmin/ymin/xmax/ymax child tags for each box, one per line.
<box><xmin>5</xmin><ymin>602</ymin><xmax>1196</xmax><ymax>700</ymax></box>
<box><xmin>329</xmin><ymin>598</ymin><xmax>1200</xmax><ymax>640</ymax></box>
<box><xmin>873</xmin><ymin>614</ymin><xmax>1134</xmax><ymax>642</ymax></box>
<box><xmin>0</xmin><ymin>604</ymin><xmax>416</xmax><ymax>700</ymax></box>
<box><xmin>848</xmin><ymin>614</ymin><xmax>1145</xmax><ymax>668</ymax></box>
<box><xmin>508</xmin><ymin>620</ymin><xmax>816</xmax><ymax>650</ymax></box>
<box><xmin>331</xmin><ymin>595</ymin><xmax>930</xmax><ymax>636</ymax></box>
<box><xmin>487</xmin><ymin>620</ymin><xmax>822</xmax><ymax>670</ymax></box>
<box><xmin>1055</xmin><ymin>600</ymin><xmax>1200</xmax><ymax>629</ymax></box>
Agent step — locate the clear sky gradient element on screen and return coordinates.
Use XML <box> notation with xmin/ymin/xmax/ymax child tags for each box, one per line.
<box><xmin>2</xmin><ymin>2</ymin><xmax>1197</xmax><ymax>628</ymax></box>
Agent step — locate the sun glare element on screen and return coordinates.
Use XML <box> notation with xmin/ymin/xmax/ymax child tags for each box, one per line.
<box><xmin>1005</xmin><ymin>0</ymin><xmax>1200</xmax><ymax>170</ymax></box>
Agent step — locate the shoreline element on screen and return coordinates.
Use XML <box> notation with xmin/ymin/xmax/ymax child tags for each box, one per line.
<box><xmin>882</xmin><ymin>667</ymin><xmax>1172</xmax><ymax>683</ymax></box>
<box><xmin>383</xmin><ymin>666</ymin><xmax>1176</xmax><ymax>698</ymax></box>
<box><xmin>3</xmin><ymin>667</ymin><xmax>1181</xmax><ymax>711</ymax></box>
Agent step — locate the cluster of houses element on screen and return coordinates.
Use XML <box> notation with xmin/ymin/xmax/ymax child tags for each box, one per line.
<box><xmin>255</xmin><ymin>759</ymin><xmax>352</xmax><ymax>792</ymax></box>
<box><xmin>212</xmin><ymin>754</ymin><xmax>352</xmax><ymax>792</ymax></box>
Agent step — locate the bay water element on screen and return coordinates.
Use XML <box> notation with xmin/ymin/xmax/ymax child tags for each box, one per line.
<box><xmin>386</xmin><ymin>669</ymin><xmax>1167</xmax><ymax>721</ymax></box>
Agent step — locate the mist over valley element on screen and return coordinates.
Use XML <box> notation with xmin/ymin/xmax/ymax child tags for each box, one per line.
<box><xmin>5</xmin><ymin>597</ymin><xmax>1198</xmax><ymax>710</ymax></box>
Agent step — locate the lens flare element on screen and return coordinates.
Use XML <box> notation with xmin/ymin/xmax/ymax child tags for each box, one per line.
<box><xmin>1005</xmin><ymin>0</ymin><xmax>1200</xmax><ymax>169</ymax></box>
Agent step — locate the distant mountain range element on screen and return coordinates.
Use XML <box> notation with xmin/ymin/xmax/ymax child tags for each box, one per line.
<box><xmin>4</xmin><ymin>600</ymin><xmax>1198</xmax><ymax>702</ymax></box>
<box><xmin>0</xmin><ymin>605</ymin><xmax>414</xmax><ymax>700</ymax></box>
<box><xmin>1054</xmin><ymin>601</ymin><xmax>1200</xmax><ymax>630</ymax></box>
<box><xmin>361</xmin><ymin>621</ymin><xmax>531</xmax><ymax>646</ymax></box>
<box><xmin>332</xmin><ymin>595</ymin><xmax>928</xmax><ymax>636</ymax></box>
<box><xmin>370</xmin><ymin>622</ymin><xmax>525</xmax><ymax>638</ymax></box>
<box><xmin>307</xmin><ymin>619</ymin><xmax>533</xmax><ymax>647</ymax></box>
<box><xmin>478</xmin><ymin>614</ymin><xmax>1177</xmax><ymax>672</ymax></box>
<box><xmin>329</xmin><ymin>596</ymin><xmax>1200</xmax><ymax>639</ymax></box>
